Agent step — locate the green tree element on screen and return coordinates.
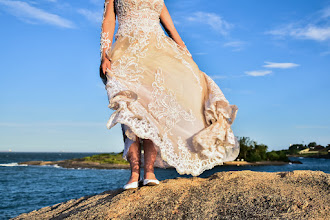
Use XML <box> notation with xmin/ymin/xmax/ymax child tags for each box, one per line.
<box><xmin>237</xmin><ymin>136</ymin><xmax>289</xmax><ymax>162</ymax></box>
<box><xmin>249</xmin><ymin>152</ymin><xmax>261</xmax><ymax>162</ymax></box>
<box><xmin>288</xmin><ymin>144</ymin><xmax>306</xmax><ymax>154</ymax></box>
<box><xmin>266</xmin><ymin>151</ymin><xmax>279</xmax><ymax>161</ymax></box>
<box><xmin>237</xmin><ymin>137</ymin><xmax>254</xmax><ymax>160</ymax></box>
<box><xmin>308</xmin><ymin>142</ymin><xmax>317</xmax><ymax>148</ymax></box>
<box><xmin>255</xmin><ymin>144</ymin><xmax>268</xmax><ymax>160</ymax></box>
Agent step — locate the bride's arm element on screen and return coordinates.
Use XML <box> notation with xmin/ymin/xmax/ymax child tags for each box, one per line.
<box><xmin>160</xmin><ymin>3</ymin><xmax>191</xmax><ymax>56</ymax></box>
<box><xmin>100</xmin><ymin>0</ymin><xmax>116</xmax><ymax>62</ymax></box>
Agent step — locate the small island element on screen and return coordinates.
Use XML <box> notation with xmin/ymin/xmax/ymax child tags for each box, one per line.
<box><xmin>19</xmin><ymin>152</ymin><xmax>131</xmax><ymax>169</ymax></box>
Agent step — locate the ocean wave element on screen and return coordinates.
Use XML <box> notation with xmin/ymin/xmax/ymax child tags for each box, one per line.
<box><xmin>40</xmin><ymin>164</ymin><xmax>62</xmax><ymax>169</ymax></box>
<box><xmin>0</xmin><ymin>162</ymin><xmax>28</xmax><ymax>167</ymax></box>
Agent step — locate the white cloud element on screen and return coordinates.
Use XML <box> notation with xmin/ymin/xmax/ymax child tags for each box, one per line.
<box><xmin>223</xmin><ymin>41</ymin><xmax>246</xmax><ymax>51</ymax></box>
<box><xmin>267</xmin><ymin>25</ymin><xmax>330</xmax><ymax>41</ymax></box>
<box><xmin>263</xmin><ymin>61</ymin><xmax>300</xmax><ymax>69</ymax></box>
<box><xmin>0</xmin><ymin>0</ymin><xmax>74</xmax><ymax>28</ymax></box>
<box><xmin>186</xmin><ymin>12</ymin><xmax>232</xmax><ymax>36</ymax></box>
<box><xmin>223</xmin><ymin>41</ymin><xmax>244</xmax><ymax>47</ymax></box>
<box><xmin>77</xmin><ymin>8</ymin><xmax>102</xmax><ymax>23</ymax></box>
<box><xmin>267</xmin><ymin>6</ymin><xmax>330</xmax><ymax>42</ymax></box>
<box><xmin>293</xmin><ymin>26</ymin><xmax>330</xmax><ymax>41</ymax></box>
<box><xmin>173</xmin><ymin>20</ymin><xmax>181</xmax><ymax>25</ymax></box>
<box><xmin>321</xmin><ymin>6</ymin><xmax>330</xmax><ymax>19</ymax></box>
<box><xmin>320</xmin><ymin>50</ymin><xmax>330</xmax><ymax>56</ymax></box>
<box><xmin>244</xmin><ymin>70</ymin><xmax>272</xmax><ymax>77</ymax></box>
<box><xmin>245</xmin><ymin>61</ymin><xmax>298</xmax><ymax>77</ymax></box>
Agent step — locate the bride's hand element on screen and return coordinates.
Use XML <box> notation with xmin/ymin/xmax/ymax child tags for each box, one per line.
<box><xmin>100</xmin><ymin>57</ymin><xmax>111</xmax><ymax>76</ymax></box>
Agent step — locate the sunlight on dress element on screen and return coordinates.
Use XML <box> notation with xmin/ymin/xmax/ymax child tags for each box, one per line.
<box><xmin>100</xmin><ymin>0</ymin><xmax>239</xmax><ymax>176</ymax></box>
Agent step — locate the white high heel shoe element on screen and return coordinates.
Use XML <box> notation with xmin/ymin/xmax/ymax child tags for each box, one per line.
<box><xmin>143</xmin><ymin>179</ymin><xmax>160</xmax><ymax>186</ymax></box>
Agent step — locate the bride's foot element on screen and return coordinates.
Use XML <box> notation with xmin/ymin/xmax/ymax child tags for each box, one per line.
<box><xmin>126</xmin><ymin>172</ymin><xmax>140</xmax><ymax>184</ymax></box>
<box><xmin>143</xmin><ymin>172</ymin><xmax>159</xmax><ymax>186</ymax></box>
<box><xmin>123</xmin><ymin>172</ymin><xmax>141</xmax><ymax>190</ymax></box>
<box><xmin>144</xmin><ymin>172</ymin><xmax>157</xmax><ymax>180</ymax></box>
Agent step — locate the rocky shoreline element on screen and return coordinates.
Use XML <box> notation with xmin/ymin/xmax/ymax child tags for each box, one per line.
<box><xmin>18</xmin><ymin>159</ymin><xmax>301</xmax><ymax>170</ymax></box>
<box><xmin>288</xmin><ymin>154</ymin><xmax>330</xmax><ymax>159</ymax></box>
<box><xmin>12</xmin><ymin>170</ymin><xmax>329</xmax><ymax>219</ymax></box>
<box><xmin>18</xmin><ymin>159</ymin><xmax>130</xmax><ymax>169</ymax></box>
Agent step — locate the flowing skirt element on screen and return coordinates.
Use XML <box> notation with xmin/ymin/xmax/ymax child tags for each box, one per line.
<box><xmin>101</xmin><ymin>31</ymin><xmax>239</xmax><ymax>176</ymax></box>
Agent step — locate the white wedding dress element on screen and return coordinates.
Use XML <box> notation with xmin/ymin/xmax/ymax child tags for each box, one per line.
<box><xmin>100</xmin><ymin>0</ymin><xmax>240</xmax><ymax>176</ymax></box>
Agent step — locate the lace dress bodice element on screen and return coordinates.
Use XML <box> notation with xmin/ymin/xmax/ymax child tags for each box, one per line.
<box><xmin>100</xmin><ymin>0</ymin><xmax>165</xmax><ymax>59</ymax></box>
<box><xmin>115</xmin><ymin>0</ymin><xmax>164</xmax><ymax>40</ymax></box>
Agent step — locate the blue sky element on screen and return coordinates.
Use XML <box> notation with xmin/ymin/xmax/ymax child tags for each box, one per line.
<box><xmin>0</xmin><ymin>0</ymin><xmax>329</xmax><ymax>152</ymax></box>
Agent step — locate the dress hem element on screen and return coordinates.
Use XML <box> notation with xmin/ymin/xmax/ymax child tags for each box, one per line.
<box><xmin>105</xmin><ymin>91</ymin><xmax>239</xmax><ymax>176</ymax></box>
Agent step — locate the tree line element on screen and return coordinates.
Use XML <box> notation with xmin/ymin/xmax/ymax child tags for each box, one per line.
<box><xmin>236</xmin><ymin>137</ymin><xmax>330</xmax><ymax>162</ymax></box>
<box><xmin>237</xmin><ymin>136</ymin><xmax>288</xmax><ymax>162</ymax></box>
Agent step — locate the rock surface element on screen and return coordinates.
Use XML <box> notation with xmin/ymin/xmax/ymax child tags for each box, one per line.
<box><xmin>12</xmin><ymin>170</ymin><xmax>329</xmax><ymax>220</ymax></box>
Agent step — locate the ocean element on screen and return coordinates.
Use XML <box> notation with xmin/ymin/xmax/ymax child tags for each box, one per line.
<box><xmin>0</xmin><ymin>152</ymin><xmax>329</xmax><ymax>219</ymax></box>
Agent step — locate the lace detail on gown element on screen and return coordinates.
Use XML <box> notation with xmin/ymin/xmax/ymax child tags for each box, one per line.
<box><xmin>148</xmin><ymin>68</ymin><xmax>196</xmax><ymax>135</ymax></box>
<box><xmin>100</xmin><ymin>0</ymin><xmax>112</xmax><ymax>60</ymax></box>
<box><xmin>101</xmin><ymin>0</ymin><xmax>240</xmax><ymax>176</ymax></box>
<box><xmin>101</xmin><ymin>32</ymin><xmax>112</xmax><ymax>53</ymax></box>
<box><xmin>114</xmin><ymin>0</ymin><xmax>164</xmax><ymax>41</ymax></box>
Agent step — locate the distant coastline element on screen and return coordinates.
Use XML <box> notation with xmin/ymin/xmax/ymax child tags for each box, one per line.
<box><xmin>18</xmin><ymin>152</ymin><xmax>302</xmax><ymax>170</ymax></box>
<box><xmin>18</xmin><ymin>158</ymin><xmax>130</xmax><ymax>170</ymax></box>
<box><xmin>288</xmin><ymin>154</ymin><xmax>330</xmax><ymax>159</ymax></box>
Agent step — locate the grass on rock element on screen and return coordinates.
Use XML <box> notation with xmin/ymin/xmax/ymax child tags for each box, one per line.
<box><xmin>77</xmin><ymin>152</ymin><xmax>129</xmax><ymax>165</ymax></box>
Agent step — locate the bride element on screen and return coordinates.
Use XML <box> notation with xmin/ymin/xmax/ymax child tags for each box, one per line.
<box><xmin>99</xmin><ymin>0</ymin><xmax>239</xmax><ymax>190</ymax></box>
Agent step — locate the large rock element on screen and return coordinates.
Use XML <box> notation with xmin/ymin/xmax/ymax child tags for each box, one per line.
<box><xmin>12</xmin><ymin>170</ymin><xmax>329</xmax><ymax>220</ymax></box>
